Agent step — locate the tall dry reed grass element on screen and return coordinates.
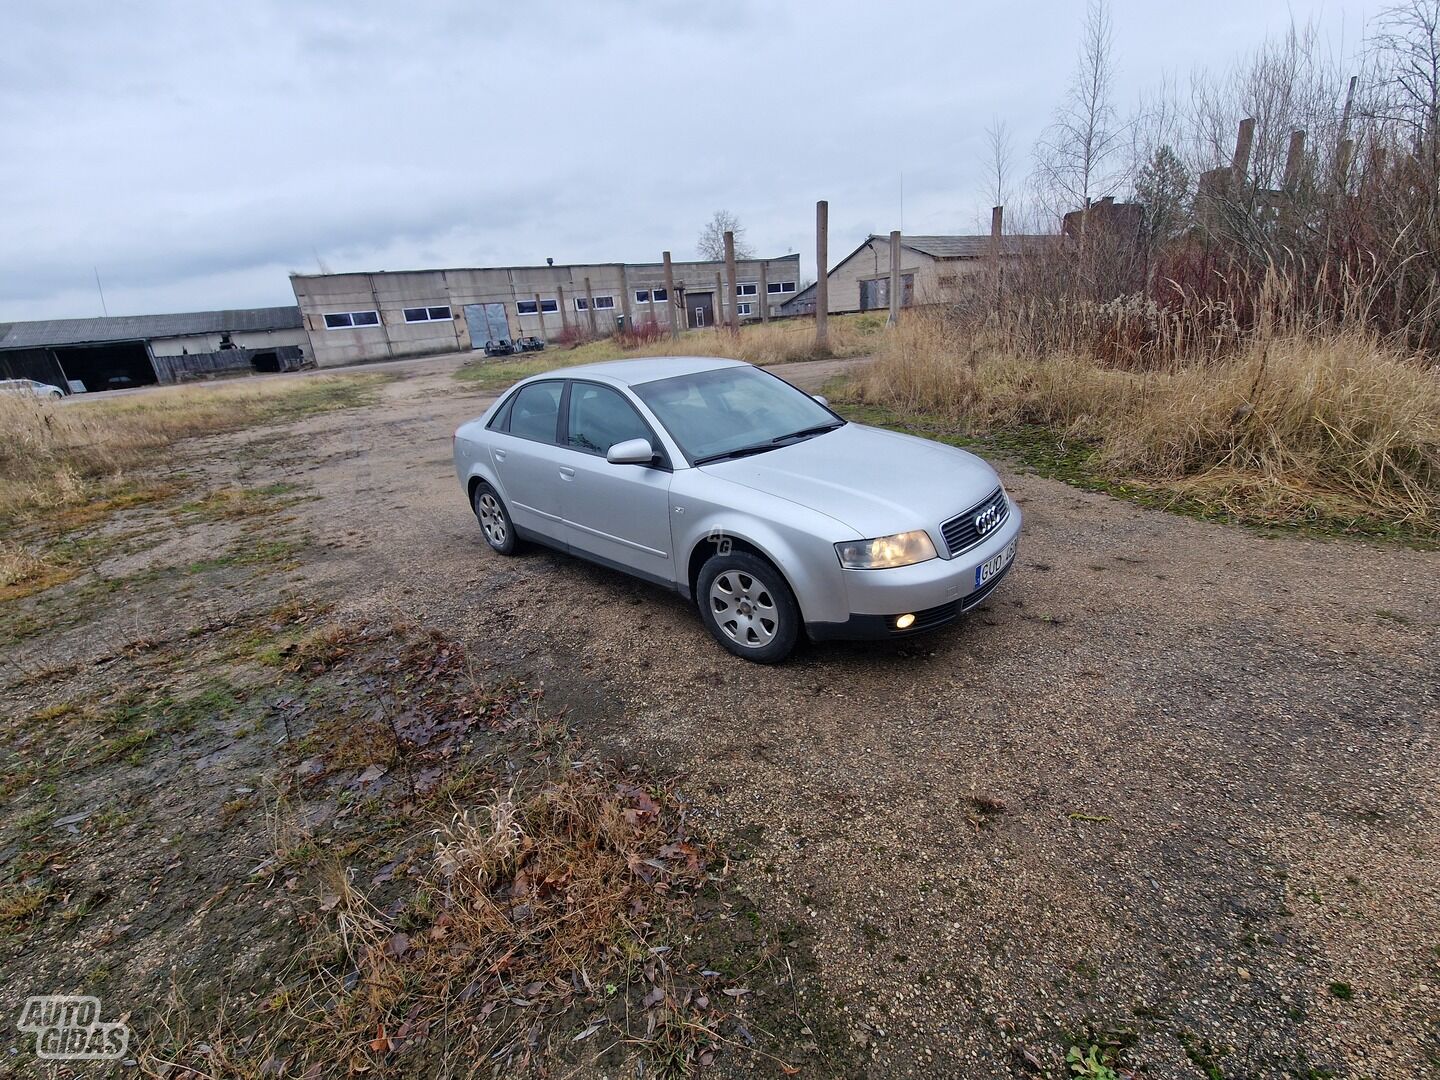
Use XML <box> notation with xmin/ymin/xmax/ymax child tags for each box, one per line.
<box><xmin>854</xmin><ymin>313</ymin><xmax>1440</xmax><ymax>530</ymax></box>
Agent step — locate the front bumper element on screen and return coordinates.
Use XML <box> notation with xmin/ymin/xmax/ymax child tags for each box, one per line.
<box><xmin>805</xmin><ymin>504</ymin><xmax>1021</xmax><ymax>642</ymax></box>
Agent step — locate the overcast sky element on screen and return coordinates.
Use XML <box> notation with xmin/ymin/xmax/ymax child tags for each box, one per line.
<box><xmin>1</xmin><ymin>0</ymin><xmax>1366</xmax><ymax>321</ymax></box>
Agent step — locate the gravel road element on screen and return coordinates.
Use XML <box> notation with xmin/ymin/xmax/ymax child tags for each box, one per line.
<box><xmin>75</xmin><ymin>351</ymin><xmax>1440</xmax><ymax>1076</ymax></box>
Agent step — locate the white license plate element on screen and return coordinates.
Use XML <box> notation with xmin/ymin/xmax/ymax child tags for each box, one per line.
<box><xmin>975</xmin><ymin>538</ymin><xmax>1017</xmax><ymax>587</ymax></box>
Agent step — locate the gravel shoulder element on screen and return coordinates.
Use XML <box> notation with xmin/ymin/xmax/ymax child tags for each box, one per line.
<box><xmin>8</xmin><ymin>351</ymin><xmax>1439</xmax><ymax>1078</ymax></box>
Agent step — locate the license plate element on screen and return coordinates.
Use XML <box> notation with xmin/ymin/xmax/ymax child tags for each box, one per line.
<box><xmin>975</xmin><ymin>538</ymin><xmax>1017</xmax><ymax>587</ymax></box>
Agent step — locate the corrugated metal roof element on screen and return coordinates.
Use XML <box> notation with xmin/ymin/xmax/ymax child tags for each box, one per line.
<box><xmin>0</xmin><ymin>306</ymin><xmax>303</xmax><ymax>349</ymax></box>
<box><xmin>900</xmin><ymin>234</ymin><xmax>1054</xmax><ymax>259</ymax></box>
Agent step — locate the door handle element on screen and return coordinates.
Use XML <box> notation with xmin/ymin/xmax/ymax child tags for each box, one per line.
<box><xmin>494</xmin><ymin>449</ymin><xmax>507</xmax><ymax>462</ymax></box>
<box><xmin>559</xmin><ymin>466</ymin><xmax>575</xmax><ymax>480</ymax></box>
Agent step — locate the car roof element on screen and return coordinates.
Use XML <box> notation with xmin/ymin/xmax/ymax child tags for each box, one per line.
<box><xmin>531</xmin><ymin>355</ymin><xmax>746</xmax><ymax>387</ymax></box>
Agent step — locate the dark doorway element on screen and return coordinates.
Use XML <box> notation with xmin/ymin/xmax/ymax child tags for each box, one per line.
<box><xmin>250</xmin><ymin>350</ymin><xmax>281</xmax><ymax>373</ymax></box>
<box><xmin>0</xmin><ymin>348</ymin><xmax>67</xmax><ymax>389</ymax></box>
<box><xmin>688</xmin><ymin>292</ymin><xmax>714</xmax><ymax>329</ymax></box>
<box><xmin>53</xmin><ymin>342</ymin><xmax>157</xmax><ymax>393</ymax></box>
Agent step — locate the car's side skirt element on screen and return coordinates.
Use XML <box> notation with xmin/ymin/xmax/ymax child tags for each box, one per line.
<box><xmin>512</xmin><ymin>525</ymin><xmax>682</xmax><ymax>594</ymax></box>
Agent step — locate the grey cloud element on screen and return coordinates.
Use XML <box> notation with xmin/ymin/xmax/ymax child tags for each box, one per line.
<box><xmin>2</xmin><ymin>0</ymin><xmax>1359</xmax><ymax>319</ymax></box>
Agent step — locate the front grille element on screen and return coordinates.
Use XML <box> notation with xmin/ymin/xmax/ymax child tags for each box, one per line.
<box><xmin>939</xmin><ymin>486</ymin><xmax>1009</xmax><ymax>557</ymax></box>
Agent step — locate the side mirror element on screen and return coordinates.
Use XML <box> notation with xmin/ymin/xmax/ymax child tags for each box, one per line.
<box><xmin>812</xmin><ymin>394</ymin><xmax>829</xmax><ymax>406</ymax></box>
<box><xmin>607</xmin><ymin>438</ymin><xmax>655</xmax><ymax>465</ymax></box>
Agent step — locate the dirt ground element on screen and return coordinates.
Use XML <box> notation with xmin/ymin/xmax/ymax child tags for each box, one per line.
<box><xmin>4</xmin><ymin>350</ymin><xmax>1439</xmax><ymax>1079</ymax></box>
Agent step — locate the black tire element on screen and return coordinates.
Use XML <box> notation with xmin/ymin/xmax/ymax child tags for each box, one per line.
<box><xmin>696</xmin><ymin>550</ymin><xmax>800</xmax><ymax>663</ymax></box>
<box><xmin>472</xmin><ymin>481</ymin><xmax>518</xmax><ymax>555</ymax></box>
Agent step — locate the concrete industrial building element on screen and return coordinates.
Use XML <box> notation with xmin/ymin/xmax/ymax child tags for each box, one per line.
<box><xmin>291</xmin><ymin>254</ymin><xmax>803</xmax><ymax>368</ymax></box>
<box><xmin>0</xmin><ymin>307</ymin><xmax>308</xmax><ymax>393</ymax></box>
<box><xmin>781</xmin><ymin>233</ymin><xmax>1051</xmax><ymax>316</ymax></box>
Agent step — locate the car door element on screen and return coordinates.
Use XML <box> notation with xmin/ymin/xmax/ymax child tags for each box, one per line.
<box><xmin>559</xmin><ymin>380</ymin><xmax>674</xmax><ymax>580</ymax></box>
<box><xmin>488</xmin><ymin>380</ymin><xmax>570</xmax><ymax>546</ymax></box>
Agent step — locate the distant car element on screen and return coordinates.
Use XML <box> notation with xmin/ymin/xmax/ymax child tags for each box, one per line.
<box><xmin>515</xmin><ymin>336</ymin><xmax>546</xmax><ymax>352</ymax></box>
<box><xmin>0</xmin><ymin>378</ymin><xmax>64</xmax><ymax>400</ymax></box>
<box><xmin>452</xmin><ymin>357</ymin><xmax>1021</xmax><ymax>662</ymax></box>
<box><xmin>483</xmin><ymin>339</ymin><xmax>515</xmax><ymax>357</ymax></box>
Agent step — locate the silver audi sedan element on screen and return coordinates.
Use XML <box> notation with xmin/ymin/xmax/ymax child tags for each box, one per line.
<box><xmin>452</xmin><ymin>357</ymin><xmax>1020</xmax><ymax>662</ymax></box>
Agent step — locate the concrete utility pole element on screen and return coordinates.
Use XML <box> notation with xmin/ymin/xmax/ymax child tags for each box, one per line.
<box><xmin>713</xmin><ymin>271</ymin><xmax>724</xmax><ymax>330</ymax></box>
<box><xmin>534</xmin><ymin>292</ymin><xmax>546</xmax><ymax>339</ymax></box>
<box><xmin>557</xmin><ymin>284</ymin><xmax>569</xmax><ymax>332</ymax></box>
<box><xmin>815</xmin><ymin>200</ymin><xmax>829</xmax><ymax>349</ymax></box>
<box><xmin>758</xmin><ymin>261</ymin><xmax>770</xmax><ymax>323</ymax></box>
<box><xmin>887</xmin><ymin>230</ymin><xmax>902</xmax><ymax>327</ymax></box>
<box><xmin>584</xmin><ymin>276</ymin><xmax>597</xmax><ymax>335</ymax></box>
<box><xmin>723</xmin><ymin>230</ymin><xmax>739</xmax><ymax>332</ymax></box>
<box><xmin>1231</xmin><ymin>117</ymin><xmax>1256</xmax><ymax>192</ymax></box>
<box><xmin>990</xmin><ymin>206</ymin><xmax>1004</xmax><ymax>265</ymax></box>
<box><xmin>619</xmin><ymin>266</ymin><xmax>633</xmax><ymax>328</ymax></box>
<box><xmin>663</xmin><ymin>251</ymin><xmax>678</xmax><ymax>339</ymax></box>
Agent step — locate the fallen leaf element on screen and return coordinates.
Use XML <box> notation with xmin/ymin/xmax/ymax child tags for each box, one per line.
<box><xmin>383</xmin><ymin>933</ymin><xmax>410</xmax><ymax>958</ymax></box>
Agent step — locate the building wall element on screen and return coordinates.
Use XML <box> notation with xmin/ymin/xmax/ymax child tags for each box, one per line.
<box><xmin>785</xmin><ymin>237</ymin><xmax>1009</xmax><ymax>316</ymax></box>
<box><xmin>821</xmin><ymin>236</ymin><xmax>933</xmax><ymax>315</ymax></box>
<box><xmin>292</xmin><ymin>256</ymin><xmax>803</xmax><ymax>368</ymax></box>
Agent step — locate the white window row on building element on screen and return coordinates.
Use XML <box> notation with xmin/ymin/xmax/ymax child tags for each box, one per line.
<box><xmin>323</xmin><ymin>280</ymin><xmax>799</xmax><ymax>330</ymax></box>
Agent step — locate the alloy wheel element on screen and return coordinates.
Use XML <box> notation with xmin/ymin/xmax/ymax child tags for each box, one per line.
<box><xmin>708</xmin><ymin>571</ymin><xmax>778</xmax><ymax>648</ymax></box>
<box><xmin>477</xmin><ymin>492</ymin><xmax>507</xmax><ymax>548</ymax></box>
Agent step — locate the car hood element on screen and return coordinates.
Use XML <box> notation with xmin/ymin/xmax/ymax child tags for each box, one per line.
<box><xmin>698</xmin><ymin>422</ymin><xmax>1000</xmax><ymax>539</ymax></box>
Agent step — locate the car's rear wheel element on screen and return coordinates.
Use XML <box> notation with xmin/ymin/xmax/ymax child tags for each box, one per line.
<box><xmin>472</xmin><ymin>481</ymin><xmax>517</xmax><ymax>555</ymax></box>
<box><xmin>697</xmin><ymin>551</ymin><xmax>799</xmax><ymax>663</ymax></box>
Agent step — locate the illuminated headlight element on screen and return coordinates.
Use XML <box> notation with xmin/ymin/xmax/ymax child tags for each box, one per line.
<box><xmin>834</xmin><ymin>530</ymin><xmax>937</xmax><ymax>570</ymax></box>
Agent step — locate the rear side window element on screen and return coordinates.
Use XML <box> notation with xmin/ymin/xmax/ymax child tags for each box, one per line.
<box><xmin>506</xmin><ymin>381</ymin><xmax>562</xmax><ymax>443</ymax></box>
<box><xmin>567</xmin><ymin>383</ymin><xmax>653</xmax><ymax>456</ymax></box>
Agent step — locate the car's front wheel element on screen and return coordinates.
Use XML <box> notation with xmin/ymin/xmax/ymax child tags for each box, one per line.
<box><xmin>697</xmin><ymin>551</ymin><xmax>799</xmax><ymax>663</ymax></box>
<box><xmin>472</xmin><ymin>481</ymin><xmax>517</xmax><ymax>555</ymax></box>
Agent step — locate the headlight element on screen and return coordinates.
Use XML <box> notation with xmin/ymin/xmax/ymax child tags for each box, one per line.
<box><xmin>835</xmin><ymin>530</ymin><xmax>937</xmax><ymax>570</ymax></box>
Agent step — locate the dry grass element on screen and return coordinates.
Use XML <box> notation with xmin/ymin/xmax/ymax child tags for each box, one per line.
<box><xmin>292</xmin><ymin>767</ymin><xmax>712</xmax><ymax>1074</ymax></box>
<box><xmin>456</xmin><ymin>315</ymin><xmax>884</xmax><ymax>390</ymax></box>
<box><xmin>0</xmin><ymin>376</ymin><xmax>383</xmax><ymax>526</ymax></box>
<box><xmin>853</xmin><ymin>313</ymin><xmax>1440</xmax><ymax>531</ymax></box>
<box><xmin>560</xmin><ymin>314</ymin><xmax>882</xmax><ymax>366</ymax></box>
<box><xmin>0</xmin><ymin>541</ymin><xmax>78</xmax><ymax>602</ymax></box>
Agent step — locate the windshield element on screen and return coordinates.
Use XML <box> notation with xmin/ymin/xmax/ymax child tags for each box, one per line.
<box><xmin>633</xmin><ymin>366</ymin><xmax>841</xmax><ymax>464</ymax></box>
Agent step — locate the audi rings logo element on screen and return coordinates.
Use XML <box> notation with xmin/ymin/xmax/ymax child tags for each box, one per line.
<box><xmin>973</xmin><ymin>502</ymin><xmax>1002</xmax><ymax>535</ymax></box>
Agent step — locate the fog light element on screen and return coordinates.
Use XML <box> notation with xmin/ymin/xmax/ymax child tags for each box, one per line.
<box><xmin>895</xmin><ymin>613</ymin><xmax>916</xmax><ymax>630</ymax></box>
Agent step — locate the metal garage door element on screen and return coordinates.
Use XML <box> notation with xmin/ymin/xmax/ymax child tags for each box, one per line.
<box><xmin>464</xmin><ymin>303</ymin><xmax>510</xmax><ymax>349</ymax></box>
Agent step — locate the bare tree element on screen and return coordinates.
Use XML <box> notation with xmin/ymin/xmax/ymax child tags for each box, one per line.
<box><xmin>1034</xmin><ymin>0</ymin><xmax>1127</xmax><ymax>216</ymax></box>
<box><xmin>1185</xmin><ymin>20</ymin><xmax>1342</xmax><ymax>190</ymax></box>
<box><xmin>985</xmin><ymin>117</ymin><xmax>1014</xmax><ymax>212</ymax></box>
<box><xmin>697</xmin><ymin>210</ymin><xmax>754</xmax><ymax>261</ymax></box>
<box><xmin>1370</xmin><ymin>0</ymin><xmax>1440</xmax><ymax>168</ymax></box>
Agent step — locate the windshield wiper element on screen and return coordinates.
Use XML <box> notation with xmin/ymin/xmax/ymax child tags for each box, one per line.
<box><xmin>771</xmin><ymin>420</ymin><xmax>845</xmax><ymax>444</ymax></box>
<box><xmin>692</xmin><ymin>443</ymin><xmax>782</xmax><ymax>466</ymax></box>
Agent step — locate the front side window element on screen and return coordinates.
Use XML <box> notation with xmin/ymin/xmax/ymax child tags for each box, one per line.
<box><xmin>566</xmin><ymin>383</ymin><xmax>653</xmax><ymax>457</ymax></box>
<box><xmin>506</xmin><ymin>381</ymin><xmax>563</xmax><ymax>443</ymax></box>
<box><xmin>323</xmin><ymin>310</ymin><xmax>380</xmax><ymax>329</ymax></box>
